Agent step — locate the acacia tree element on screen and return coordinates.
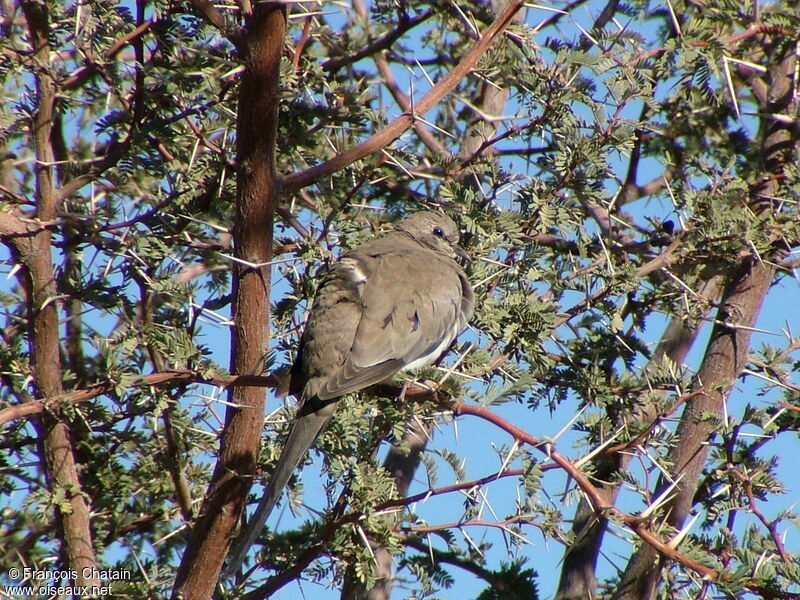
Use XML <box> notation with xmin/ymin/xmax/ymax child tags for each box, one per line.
<box><xmin>1</xmin><ymin>1</ymin><xmax>799</xmax><ymax>600</ymax></box>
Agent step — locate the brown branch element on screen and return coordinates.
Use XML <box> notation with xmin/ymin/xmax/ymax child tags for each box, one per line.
<box><xmin>0</xmin><ymin>210</ymin><xmax>36</xmax><ymax>242</ymax></box>
<box><xmin>321</xmin><ymin>8</ymin><xmax>435</xmax><ymax>73</ymax></box>
<box><xmin>602</xmin><ymin>390</ymin><xmax>705</xmax><ymax>455</ymax></box>
<box><xmin>403</xmin><ymin>515</ymin><xmax>548</xmax><ymax>535</ymax></box>
<box><xmin>241</xmin><ymin>535</ymin><xmax>331</xmax><ymax>600</ymax></box>
<box><xmin>374</xmin><ymin>52</ymin><xmax>449</xmax><ymax>156</ymax></box>
<box><xmin>276</xmin><ymin>205</ymin><xmax>310</xmax><ymax>239</ymax></box>
<box><xmin>449</xmin><ymin>115</ymin><xmax>548</xmax><ymax>179</ymax></box>
<box><xmin>451</xmin><ymin>403</ymin><xmax>607</xmax><ymax>508</ymax></box>
<box><xmin>162</xmin><ymin>407</ymin><xmax>195</xmax><ymax>520</ymax></box>
<box><xmin>377</xmin><ymin>466</ymin><xmax>526</xmax><ymax>511</ymax></box>
<box><xmin>615</xmin><ymin>256</ymin><xmax>777</xmax><ymax>598</ymax></box>
<box><xmin>189</xmin><ymin>0</ymin><xmax>243</xmax><ymax>49</ymax></box>
<box><xmin>218</xmin><ymin>380</ymin><xmax>778</xmax><ymax>598</ymax></box>
<box><xmin>554</xmin><ymin>274</ymin><xmax>719</xmax><ymax>600</ymax></box>
<box><xmin>450</xmin><ymin>402</ymin><xmax>725</xmax><ymax>582</ymax></box>
<box><xmin>614</xmin><ymin>28</ymin><xmax>798</xmax><ymax>600</ymax></box>
<box><xmin>728</xmin><ymin>467</ymin><xmax>790</xmax><ymax>562</ymax></box>
<box><xmin>135</xmin><ymin>264</ymin><xmax>196</xmax><ymax>523</ymax></box>
<box><xmin>621</xmin><ymin>25</ymin><xmax>795</xmax><ymax>69</ymax></box>
<box><xmin>402</xmin><ymin>536</ymin><xmax>513</xmax><ymax>588</ymax></box>
<box><xmin>631</xmin><ymin>522</ymin><xmax>719</xmax><ymax>579</ymax></box>
<box><xmin>0</xmin><ymin>370</ymin><xmax>279</xmax><ymax>426</ymax></box>
<box><xmin>54</xmin><ymin>141</ymin><xmax>129</xmax><ymax>202</ymax></box>
<box><xmin>282</xmin><ymin>0</ymin><xmax>527</xmax><ymax>195</ymax></box>
<box><xmin>291</xmin><ymin>15</ymin><xmax>312</xmax><ymax>71</ymax></box>
<box><xmin>554</xmin><ymin>233</ymin><xmax>685</xmax><ymax>328</ymax></box>
<box><xmin>61</xmin><ymin>18</ymin><xmax>158</xmax><ymax>90</ymax></box>
<box><xmin>190</xmin><ymin>0</ymin><xmax>226</xmax><ymax>31</ymax></box>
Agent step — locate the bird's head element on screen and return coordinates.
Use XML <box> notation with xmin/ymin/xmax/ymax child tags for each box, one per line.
<box><xmin>395</xmin><ymin>211</ymin><xmax>470</xmax><ymax>263</ymax></box>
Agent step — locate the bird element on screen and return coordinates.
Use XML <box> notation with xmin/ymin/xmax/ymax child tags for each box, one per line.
<box><xmin>226</xmin><ymin>210</ymin><xmax>474</xmax><ymax>574</ymax></box>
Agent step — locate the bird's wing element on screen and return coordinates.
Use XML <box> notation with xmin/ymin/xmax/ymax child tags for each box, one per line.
<box><xmin>317</xmin><ymin>244</ymin><xmax>465</xmax><ymax>400</ymax></box>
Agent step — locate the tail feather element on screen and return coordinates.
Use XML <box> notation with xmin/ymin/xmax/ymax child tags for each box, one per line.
<box><xmin>225</xmin><ymin>399</ymin><xmax>337</xmax><ymax>577</ymax></box>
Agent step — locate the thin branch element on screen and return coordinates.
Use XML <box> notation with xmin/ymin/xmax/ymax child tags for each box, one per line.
<box><xmin>0</xmin><ymin>370</ymin><xmax>279</xmax><ymax>426</ymax></box>
<box><xmin>728</xmin><ymin>466</ymin><xmax>790</xmax><ymax>562</ymax></box>
<box><xmin>450</xmin><ymin>402</ymin><xmax>724</xmax><ymax>582</ymax></box>
<box><xmin>61</xmin><ymin>18</ymin><xmax>160</xmax><ymax>90</ymax></box>
<box><xmin>374</xmin><ymin>52</ymin><xmax>449</xmax><ymax>156</ymax></box>
<box><xmin>282</xmin><ymin>0</ymin><xmax>527</xmax><ymax>194</ymax></box>
<box><xmin>555</xmin><ymin>233</ymin><xmax>685</xmax><ymax>327</ymax></box>
<box><xmin>189</xmin><ymin>0</ymin><xmax>243</xmax><ymax>49</ymax></box>
<box><xmin>321</xmin><ymin>8</ymin><xmax>435</xmax><ymax>73</ymax></box>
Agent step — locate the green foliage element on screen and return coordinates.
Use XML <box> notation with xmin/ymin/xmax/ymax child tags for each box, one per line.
<box><xmin>476</xmin><ymin>559</ymin><xmax>539</xmax><ymax>600</ymax></box>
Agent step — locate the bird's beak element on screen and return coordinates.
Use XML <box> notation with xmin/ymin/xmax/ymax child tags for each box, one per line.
<box><xmin>454</xmin><ymin>244</ymin><xmax>471</xmax><ymax>264</ymax></box>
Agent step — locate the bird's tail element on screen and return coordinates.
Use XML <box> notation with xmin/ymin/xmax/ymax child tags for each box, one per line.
<box><xmin>225</xmin><ymin>400</ymin><xmax>336</xmax><ymax>577</ymax></box>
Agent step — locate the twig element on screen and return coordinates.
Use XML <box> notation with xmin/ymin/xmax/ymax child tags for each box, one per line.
<box><xmin>283</xmin><ymin>0</ymin><xmax>527</xmax><ymax>194</ymax></box>
<box><xmin>450</xmin><ymin>401</ymin><xmax>726</xmax><ymax>583</ymax></box>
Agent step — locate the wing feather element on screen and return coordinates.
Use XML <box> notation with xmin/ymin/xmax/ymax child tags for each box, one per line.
<box><xmin>317</xmin><ymin>244</ymin><xmax>464</xmax><ymax>399</ymax></box>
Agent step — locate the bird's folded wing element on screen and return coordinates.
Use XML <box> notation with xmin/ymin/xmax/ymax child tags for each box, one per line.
<box><xmin>318</xmin><ymin>248</ymin><xmax>463</xmax><ymax>399</ymax></box>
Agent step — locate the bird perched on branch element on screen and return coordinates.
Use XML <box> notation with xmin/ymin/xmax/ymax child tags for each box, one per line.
<box><xmin>227</xmin><ymin>210</ymin><xmax>474</xmax><ymax>574</ymax></box>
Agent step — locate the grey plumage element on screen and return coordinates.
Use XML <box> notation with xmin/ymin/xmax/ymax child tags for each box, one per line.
<box><xmin>226</xmin><ymin>211</ymin><xmax>474</xmax><ymax>574</ymax></box>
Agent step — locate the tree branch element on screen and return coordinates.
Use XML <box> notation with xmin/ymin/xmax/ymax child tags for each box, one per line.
<box><xmin>282</xmin><ymin>0</ymin><xmax>527</xmax><ymax>195</ymax></box>
<box><xmin>321</xmin><ymin>8</ymin><xmax>435</xmax><ymax>73</ymax></box>
<box><xmin>189</xmin><ymin>0</ymin><xmax>243</xmax><ymax>49</ymax></box>
<box><xmin>0</xmin><ymin>370</ymin><xmax>279</xmax><ymax>426</ymax></box>
<box><xmin>614</xmin><ymin>29</ymin><xmax>798</xmax><ymax>600</ymax></box>
<box><xmin>451</xmin><ymin>402</ymin><xmax>724</xmax><ymax>583</ymax></box>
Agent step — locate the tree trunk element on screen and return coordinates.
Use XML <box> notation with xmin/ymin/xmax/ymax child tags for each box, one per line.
<box><xmin>19</xmin><ymin>0</ymin><xmax>99</xmax><ymax>585</ymax></box>
<box><xmin>172</xmin><ymin>4</ymin><xmax>284</xmax><ymax>598</ymax></box>
<box><xmin>614</xmin><ymin>39</ymin><xmax>797</xmax><ymax>600</ymax></box>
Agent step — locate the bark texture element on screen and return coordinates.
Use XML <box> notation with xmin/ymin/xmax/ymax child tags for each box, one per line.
<box><xmin>172</xmin><ymin>5</ymin><xmax>284</xmax><ymax>598</ymax></box>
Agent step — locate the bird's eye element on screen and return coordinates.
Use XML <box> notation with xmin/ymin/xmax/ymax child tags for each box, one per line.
<box><xmin>433</xmin><ymin>227</ymin><xmax>445</xmax><ymax>238</ymax></box>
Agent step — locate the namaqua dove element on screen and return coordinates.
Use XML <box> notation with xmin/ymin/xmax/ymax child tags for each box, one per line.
<box><xmin>228</xmin><ymin>211</ymin><xmax>474</xmax><ymax>573</ymax></box>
